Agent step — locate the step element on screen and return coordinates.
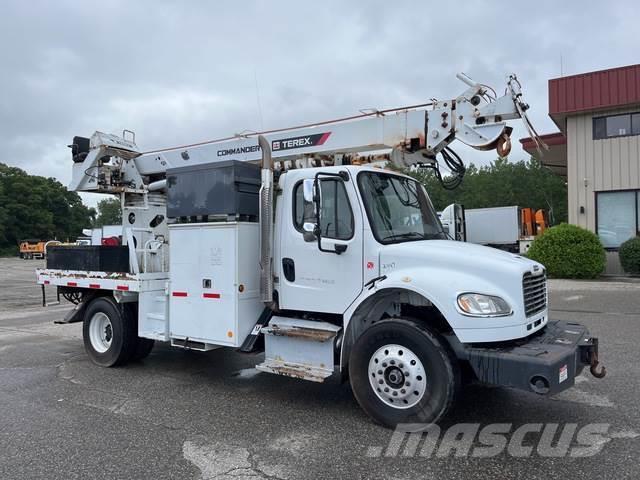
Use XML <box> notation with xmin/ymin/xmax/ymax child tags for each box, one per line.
<box><xmin>255</xmin><ymin>360</ymin><xmax>333</xmax><ymax>383</ymax></box>
<box><xmin>260</xmin><ymin>317</ymin><xmax>341</xmax><ymax>341</ymax></box>
<box><xmin>256</xmin><ymin>316</ymin><xmax>341</xmax><ymax>383</ymax></box>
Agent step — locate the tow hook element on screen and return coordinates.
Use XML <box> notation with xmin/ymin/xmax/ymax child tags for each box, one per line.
<box><xmin>590</xmin><ymin>351</ymin><xmax>606</xmax><ymax>379</ymax></box>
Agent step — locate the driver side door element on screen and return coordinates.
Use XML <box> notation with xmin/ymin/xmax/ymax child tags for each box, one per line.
<box><xmin>278</xmin><ymin>171</ymin><xmax>364</xmax><ymax>314</ymax></box>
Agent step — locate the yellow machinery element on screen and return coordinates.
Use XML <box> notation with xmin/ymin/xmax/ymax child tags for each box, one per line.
<box><xmin>19</xmin><ymin>240</ymin><xmax>46</xmax><ymax>259</ymax></box>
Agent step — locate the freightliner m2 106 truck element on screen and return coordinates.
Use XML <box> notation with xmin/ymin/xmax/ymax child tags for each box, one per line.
<box><xmin>37</xmin><ymin>74</ymin><xmax>605</xmax><ymax>427</ymax></box>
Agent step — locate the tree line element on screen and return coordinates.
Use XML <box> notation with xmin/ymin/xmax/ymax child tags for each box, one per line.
<box><xmin>0</xmin><ymin>163</ymin><xmax>121</xmax><ymax>255</ymax></box>
<box><xmin>0</xmin><ymin>157</ymin><xmax>565</xmax><ymax>255</ymax></box>
<box><xmin>407</xmin><ymin>157</ymin><xmax>567</xmax><ymax>224</ymax></box>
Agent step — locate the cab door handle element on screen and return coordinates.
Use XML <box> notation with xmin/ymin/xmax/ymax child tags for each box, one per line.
<box><xmin>282</xmin><ymin>258</ymin><xmax>295</xmax><ymax>282</ymax></box>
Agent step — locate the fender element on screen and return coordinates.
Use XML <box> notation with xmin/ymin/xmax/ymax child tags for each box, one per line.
<box><xmin>339</xmin><ymin>264</ymin><xmax>528</xmax><ymax>372</ymax></box>
<box><xmin>339</xmin><ymin>269</ymin><xmax>452</xmax><ymax>373</ymax></box>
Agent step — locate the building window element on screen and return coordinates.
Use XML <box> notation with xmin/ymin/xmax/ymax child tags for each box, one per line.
<box><xmin>593</xmin><ymin>112</ymin><xmax>640</xmax><ymax>140</ymax></box>
<box><xmin>596</xmin><ymin>190</ymin><xmax>639</xmax><ymax>249</ymax></box>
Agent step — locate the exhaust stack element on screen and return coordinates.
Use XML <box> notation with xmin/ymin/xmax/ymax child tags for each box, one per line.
<box><xmin>258</xmin><ymin>135</ymin><xmax>274</xmax><ymax>305</ymax></box>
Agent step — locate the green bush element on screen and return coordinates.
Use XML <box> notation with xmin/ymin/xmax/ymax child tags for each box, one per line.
<box><xmin>527</xmin><ymin>224</ymin><xmax>605</xmax><ymax>279</ymax></box>
<box><xmin>619</xmin><ymin>236</ymin><xmax>640</xmax><ymax>274</ymax></box>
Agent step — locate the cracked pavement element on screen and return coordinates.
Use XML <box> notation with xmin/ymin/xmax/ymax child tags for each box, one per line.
<box><xmin>0</xmin><ymin>257</ymin><xmax>639</xmax><ymax>479</ymax></box>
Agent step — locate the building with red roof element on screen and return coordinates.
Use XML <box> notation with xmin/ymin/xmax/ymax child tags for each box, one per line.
<box><xmin>521</xmin><ymin>64</ymin><xmax>640</xmax><ymax>274</ymax></box>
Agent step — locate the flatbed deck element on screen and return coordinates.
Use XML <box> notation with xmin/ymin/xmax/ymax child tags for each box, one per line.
<box><xmin>36</xmin><ymin>268</ymin><xmax>168</xmax><ymax>293</ymax></box>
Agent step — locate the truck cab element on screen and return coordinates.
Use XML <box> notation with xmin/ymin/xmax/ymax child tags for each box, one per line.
<box><xmin>275</xmin><ymin>165</ymin><xmax>548</xmax><ymax>343</ymax></box>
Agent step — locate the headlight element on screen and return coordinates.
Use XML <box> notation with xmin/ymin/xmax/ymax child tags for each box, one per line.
<box><xmin>457</xmin><ymin>293</ymin><xmax>512</xmax><ymax>317</ymax></box>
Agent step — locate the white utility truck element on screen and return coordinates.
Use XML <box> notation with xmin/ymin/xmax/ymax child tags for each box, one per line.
<box><xmin>37</xmin><ymin>74</ymin><xmax>604</xmax><ymax>427</ymax></box>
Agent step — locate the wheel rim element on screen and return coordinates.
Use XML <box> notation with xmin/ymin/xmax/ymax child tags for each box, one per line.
<box><xmin>89</xmin><ymin>312</ymin><xmax>113</xmax><ymax>353</ymax></box>
<box><xmin>368</xmin><ymin>344</ymin><xmax>427</xmax><ymax>409</ymax></box>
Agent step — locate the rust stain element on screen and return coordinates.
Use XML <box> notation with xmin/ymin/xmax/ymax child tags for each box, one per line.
<box><xmin>268</xmin><ymin>364</ymin><xmax>326</xmax><ymax>383</ymax></box>
<box><xmin>267</xmin><ymin>325</ymin><xmax>336</xmax><ymax>342</ymax></box>
<box><xmin>37</xmin><ymin>269</ymin><xmax>136</xmax><ymax>281</ymax></box>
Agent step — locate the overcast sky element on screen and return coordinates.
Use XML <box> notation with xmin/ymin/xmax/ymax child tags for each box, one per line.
<box><xmin>1</xmin><ymin>1</ymin><xmax>637</xmax><ymax>206</ymax></box>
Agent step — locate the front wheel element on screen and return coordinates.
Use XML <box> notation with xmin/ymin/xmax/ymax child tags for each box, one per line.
<box><xmin>349</xmin><ymin>318</ymin><xmax>459</xmax><ymax>428</ymax></box>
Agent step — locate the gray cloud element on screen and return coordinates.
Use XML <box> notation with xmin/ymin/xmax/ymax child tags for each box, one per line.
<box><xmin>1</xmin><ymin>0</ymin><xmax>637</xmax><ymax>205</ymax></box>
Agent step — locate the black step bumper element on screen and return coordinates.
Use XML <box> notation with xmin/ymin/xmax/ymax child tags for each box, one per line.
<box><xmin>450</xmin><ymin>321</ymin><xmax>602</xmax><ymax>395</ymax></box>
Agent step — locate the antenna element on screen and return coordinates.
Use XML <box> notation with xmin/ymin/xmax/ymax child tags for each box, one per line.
<box><xmin>560</xmin><ymin>55</ymin><xmax>564</xmax><ymax>77</ymax></box>
<box><xmin>254</xmin><ymin>69</ymin><xmax>264</xmax><ymax>131</ymax></box>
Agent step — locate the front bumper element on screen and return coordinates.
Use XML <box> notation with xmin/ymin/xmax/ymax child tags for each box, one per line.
<box><xmin>451</xmin><ymin>320</ymin><xmax>603</xmax><ymax>395</ymax></box>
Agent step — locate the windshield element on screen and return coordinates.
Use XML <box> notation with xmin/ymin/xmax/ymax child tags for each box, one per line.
<box><xmin>357</xmin><ymin>171</ymin><xmax>447</xmax><ymax>244</ymax></box>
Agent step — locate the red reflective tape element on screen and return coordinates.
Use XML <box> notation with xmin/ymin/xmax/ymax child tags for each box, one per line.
<box><xmin>89</xmin><ymin>284</ymin><xmax>101</xmax><ymax>289</ymax></box>
<box><xmin>67</xmin><ymin>282</ymin><xmax>77</xmax><ymax>287</ymax></box>
<box><xmin>202</xmin><ymin>293</ymin><xmax>221</xmax><ymax>299</ymax></box>
<box><xmin>43</xmin><ymin>280</ymin><xmax>50</xmax><ymax>285</ymax></box>
<box><xmin>116</xmin><ymin>285</ymin><xmax>129</xmax><ymax>291</ymax></box>
<box><xmin>172</xmin><ymin>291</ymin><xmax>188</xmax><ymax>297</ymax></box>
<box><xmin>317</xmin><ymin>132</ymin><xmax>331</xmax><ymax>145</ymax></box>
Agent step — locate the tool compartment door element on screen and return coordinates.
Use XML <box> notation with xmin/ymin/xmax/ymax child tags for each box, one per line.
<box><xmin>169</xmin><ymin>224</ymin><xmax>237</xmax><ymax>346</ymax></box>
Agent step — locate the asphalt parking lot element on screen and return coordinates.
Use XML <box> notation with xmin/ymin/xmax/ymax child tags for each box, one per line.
<box><xmin>1</xmin><ymin>257</ymin><xmax>639</xmax><ymax>479</ymax></box>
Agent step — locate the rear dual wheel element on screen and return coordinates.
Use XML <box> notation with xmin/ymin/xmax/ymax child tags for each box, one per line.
<box><xmin>83</xmin><ymin>297</ymin><xmax>154</xmax><ymax>367</ymax></box>
<box><xmin>349</xmin><ymin>318</ymin><xmax>459</xmax><ymax>428</ymax></box>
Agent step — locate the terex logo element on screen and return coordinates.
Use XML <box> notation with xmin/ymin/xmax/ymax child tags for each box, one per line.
<box><xmin>272</xmin><ymin>132</ymin><xmax>331</xmax><ymax>151</ymax></box>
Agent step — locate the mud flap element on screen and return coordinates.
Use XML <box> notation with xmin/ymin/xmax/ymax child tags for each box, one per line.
<box><xmin>238</xmin><ymin>307</ymin><xmax>272</xmax><ymax>353</ymax></box>
<box><xmin>54</xmin><ymin>297</ymin><xmax>89</xmax><ymax>324</ymax></box>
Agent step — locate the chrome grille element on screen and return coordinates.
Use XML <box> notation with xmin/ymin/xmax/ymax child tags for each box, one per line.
<box><xmin>523</xmin><ymin>271</ymin><xmax>547</xmax><ymax>317</ymax></box>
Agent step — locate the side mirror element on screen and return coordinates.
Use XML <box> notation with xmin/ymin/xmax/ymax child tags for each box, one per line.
<box><xmin>302</xmin><ymin>173</ymin><xmax>348</xmax><ymax>254</ymax></box>
<box><xmin>303</xmin><ymin>178</ymin><xmax>314</xmax><ymax>203</ymax></box>
<box><xmin>301</xmin><ymin>179</ymin><xmax>319</xmax><ymax>242</ymax></box>
<box><xmin>302</xmin><ymin>222</ymin><xmax>316</xmax><ymax>242</ymax></box>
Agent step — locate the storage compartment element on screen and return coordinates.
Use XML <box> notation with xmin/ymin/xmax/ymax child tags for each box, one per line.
<box><xmin>168</xmin><ymin>222</ymin><xmax>263</xmax><ymax>348</ymax></box>
<box><xmin>166</xmin><ymin>160</ymin><xmax>261</xmax><ymax>219</ymax></box>
<box><xmin>46</xmin><ymin>246</ymin><xmax>130</xmax><ymax>272</ymax></box>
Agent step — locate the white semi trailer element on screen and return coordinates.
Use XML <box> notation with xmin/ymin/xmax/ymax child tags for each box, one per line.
<box><xmin>37</xmin><ymin>74</ymin><xmax>604</xmax><ymax>427</ymax></box>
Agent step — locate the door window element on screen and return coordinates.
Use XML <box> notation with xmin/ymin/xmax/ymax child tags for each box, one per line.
<box><xmin>294</xmin><ymin>179</ymin><xmax>354</xmax><ymax>240</ymax></box>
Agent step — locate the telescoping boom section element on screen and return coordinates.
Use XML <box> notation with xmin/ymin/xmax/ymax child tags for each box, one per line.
<box><xmin>37</xmin><ymin>73</ymin><xmax>604</xmax><ymax>429</ymax></box>
<box><xmin>69</xmin><ymin>73</ymin><xmax>544</xmax><ymax>192</ymax></box>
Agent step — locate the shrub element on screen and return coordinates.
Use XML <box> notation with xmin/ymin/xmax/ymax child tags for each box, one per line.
<box><xmin>527</xmin><ymin>224</ymin><xmax>605</xmax><ymax>279</ymax></box>
<box><xmin>619</xmin><ymin>236</ymin><xmax>640</xmax><ymax>274</ymax></box>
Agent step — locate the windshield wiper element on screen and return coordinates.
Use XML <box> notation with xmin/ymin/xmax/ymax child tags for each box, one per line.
<box><xmin>424</xmin><ymin>232</ymin><xmax>447</xmax><ymax>240</ymax></box>
<box><xmin>381</xmin><ymin>232</ymin><xmax>427</xmax><ymax>242</ymax></box>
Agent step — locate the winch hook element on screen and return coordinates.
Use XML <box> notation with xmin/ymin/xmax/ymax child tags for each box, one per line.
<box><xmin>496</xmin><ymin>132</ymin><xmax>512</xmax><ymax>157</ymax></box>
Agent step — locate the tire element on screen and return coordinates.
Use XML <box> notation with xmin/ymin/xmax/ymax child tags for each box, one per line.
<box><xmin>83</xmin><ymin>297</ymin><xmax>137</xmax><ymax>367</ymax></box>
<box><xmin>349</xmin><ymin>318</ymin><xmax>459</xmax><ymax>428</ymax></box>
<box><xmin>123</xmin><ymin>303</ymin><xmax>155</xmax><ymax>361</ymax></box>
<box><xmin>132</xmin><ymin>338</ymin><xmax>155</xmax><ymax>361</ymax></box>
